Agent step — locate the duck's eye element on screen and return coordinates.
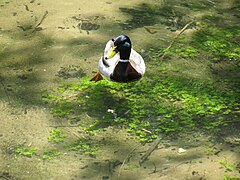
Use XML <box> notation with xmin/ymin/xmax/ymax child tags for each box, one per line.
<box><xmin>112</xmin><ymin>38</ymin><xmax>115</xmax><ymax>42</ymax></box>
<box><xmin>122</xmin><ymin>41</ymin><xmax>131</xmax><ymax>48</ymax></box>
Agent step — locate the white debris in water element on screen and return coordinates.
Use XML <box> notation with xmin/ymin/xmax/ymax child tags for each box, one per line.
<box><xmin>107</xmin><ymin>109</ymin><xmax>117</xmax><ymax>118</ymax></box>
<box><xmin>107</xmin><ymin>109</ymin><xmax>114</xmax><ymax>113</ymax></box>
<box><xmin>178</xmin><ymin>148</ymin><xmax>187</xmax><ymax>153</ymax></box>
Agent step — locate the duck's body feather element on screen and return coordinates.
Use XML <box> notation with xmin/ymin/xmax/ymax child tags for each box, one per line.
<box><xmin>98</xmin><ymin>39</ymin><xmax>146</xmax><ymax>82</ymax></box>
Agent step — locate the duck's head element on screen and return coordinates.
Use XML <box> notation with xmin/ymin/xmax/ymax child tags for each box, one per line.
<box><xmin>107</xmin><ymin>35</ymin><xmax>132</xmax><ymax>60</ymax></box>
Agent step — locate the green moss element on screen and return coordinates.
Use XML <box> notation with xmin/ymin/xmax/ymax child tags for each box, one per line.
<box><xmin>42</xmin><ymin>76</ymin><xmax>239</xmax><ymax>142</ymax></box>
<box><xmin>220</xmin><ymin>159</ymin><xmax>236</xmax><ymax>171</ymax></box>
<box><xmin>224</xmin><ymin>174</ymin><xmax>240</xmax><ymax>180</ymax></box>
<box><xmin>41</xmin><ymin>149</ymin><xmax>61</xmax><ymax>160</ymax></box>
<box><xmin>192</xmin><ymin>23</ymin><xmax>240</xmax><ymax>62</ymax></box>
<box><xmin>204</xmin><ymin>148</ymin><xmax>220</xmax><ymax>155</ymax></box>
<box><xmin>175</xmin><ymin>46</ymin><xmax>198</xmax><ymax>58</ymax></box>
<box><xmin>48</xmin><ymin>128</ymin><xmax>67</xmax><ymax>143</ymax></box>
<box><xmin>156</xmin><ymin>18</ymin><xmax>240</xmax><ymax>63</ymax></box>
<box><xmin>125</xmin><ymin>163</ymin><xmax>139</xmax><ymax>170</ymax></box>
<box><xmin>16</xmin><ymin>147</ymin><xmax>37</xmax><ymax>157</ymax></box>
<box><xmin>67</xmin><ymin>138</ymin><xmax>99</xmax><ymax>157</ymax></box>
<box><xmin>42</xmin><ymin>10</ymin><xmax>239</xmax><ymax>143</ymax></box>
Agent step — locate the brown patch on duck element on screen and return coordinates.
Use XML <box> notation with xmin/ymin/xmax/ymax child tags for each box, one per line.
<box><xmin>110</xmin><ymin>62</ymin><xmax>141</xmax><ymax>82</ymax></box>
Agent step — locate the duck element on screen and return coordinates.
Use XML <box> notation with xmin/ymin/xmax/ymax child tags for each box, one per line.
<box><xmin>91</xmin><ymin>35</ymin><xmax>146</xmax><ymax>83</ymax></box>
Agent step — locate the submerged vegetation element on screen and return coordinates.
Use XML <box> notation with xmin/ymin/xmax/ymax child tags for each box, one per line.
<box><xmin>0</xmin><ymin>0</ymin><xmax>239</xmax><ymax>179</ymax></box>
<box><xmin>42</xmin><ymin>15</ymin><xmax>239</xmax><ymax>145</ymax></box>
<box><xmin>67</xmin><ymin>139</ymin><xmax>99</xmax><ymax>157</ymax></box>
<box><xmin>46</xmin><ymin>20</ymin><xmax>237</xmax><ymax>137</ymax></box>
<box><xmin>41</xmin><ymin>149</ymin><xmax>61</xmax><ymax>160</ymax></box>
<box><xmin>15</xmin><ymin>146</ymin><xmax>61</xmax><ymax>160</ymax></box>
<box><xmin>42</xmin><ymin>75</ymin><xmax>238</xmax><ymax>142</ymax></box>
<box><xmin>48</xmin><ymin>128</ymin><xmax>67</xmax><ymax>143</ymax></box>
<box><xmin>43</xmin><ymin>13</ymin><xmax>240</xmax><ymax>146</ymax></box>
<box><xmin>15</xmin><ymin>146</ymin><xmax>37</xmax><ymax>157</ymax></box>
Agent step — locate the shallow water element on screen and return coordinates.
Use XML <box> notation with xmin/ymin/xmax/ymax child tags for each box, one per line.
<box><xmin>0</xmin><ymin>0</ymin><xmax>239</xmax><ymax>179</ymax></box>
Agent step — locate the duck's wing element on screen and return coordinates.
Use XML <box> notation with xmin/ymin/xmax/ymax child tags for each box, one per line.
<box><xmin>103</xmin><ymin>40</ymin><xmax>114</xmax><ymax>57</ymax></box>
<box><xmin>129</xmin><ymin>49</ymin><xmax>146</xmax><ymax>75</ymax></box>
<box><xmin>98</xmin><ymin>40</ymin><xmax>120</xmax><ymax>79</ymax></box>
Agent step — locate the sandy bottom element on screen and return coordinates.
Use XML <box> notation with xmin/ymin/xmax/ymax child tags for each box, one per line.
<box><xmin>0</xmin><ymin>0</ymin><xmax>239</xmax><ymax>179</ymax></box>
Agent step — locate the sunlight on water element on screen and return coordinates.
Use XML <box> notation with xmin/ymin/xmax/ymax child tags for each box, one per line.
<box><xmin>0</xmin><ymin>0</ymin><xmax>239</xmax><ymax>179</ymax></box>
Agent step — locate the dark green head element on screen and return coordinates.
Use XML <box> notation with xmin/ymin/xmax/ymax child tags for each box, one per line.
<box><xmin>107</xmin><ymin>35</ymin><xmax>132</xmax><ymax>60</ymax></box>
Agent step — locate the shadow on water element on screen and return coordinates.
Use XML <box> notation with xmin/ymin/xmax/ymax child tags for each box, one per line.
<box><xmin>42</xmin><ymin>3</ymin><xmax>240</xmax><ymax>173</ymax></box>
<box><xmin>0</xmin><ymin>26</ymin><xmax>54</xmax><ymax>105</ymax></box>
<box><xmin>118</xmin><ymin>0</ymin><xmax>216</xmax><ymax>31</ymax></box>
<box><xmin>0</xmin><ymin>0</ymin><xmax>238</xmax><ymax>106</ymax></box>
<box><xmin>1</xmin><ymin>1</ymin><xmax>240</xmax><ymax>179</ymax></box>
<box><xmin>119</xmin><ymin>2</ymin><xmax>187</xmax><ymax>30</ymax></box>
<box><xmin>43</xmin><ymin>80</ymin><xmax>134</xmax><ymax>128</ymax></box>
<box><xmin>189</xmin><ymin>0</ymin><xmax>240</xmax><ymax>90</ymax></box>
<box><xmin>0</xmin><ymin>24</ymin><xmax>104</xmax><ymax>106</ymax></box>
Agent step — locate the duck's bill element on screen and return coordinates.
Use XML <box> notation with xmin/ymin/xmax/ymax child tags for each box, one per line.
<box><xmin>107</xmin><ymin>46</ymin><xmax>117</xmax><ymax>59</ymax></box>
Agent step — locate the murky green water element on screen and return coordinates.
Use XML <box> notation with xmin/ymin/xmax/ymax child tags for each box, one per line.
<box><xmin>0</xmin><ymin>0</ymin><xmax>239</xmax><ymax>179</ymax></box>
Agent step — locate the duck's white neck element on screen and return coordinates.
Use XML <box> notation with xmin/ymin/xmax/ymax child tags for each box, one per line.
<box><xmin>119</xmin><ymin>59</ymin><xmax>129</xmax><ymax>62</ymax></box>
